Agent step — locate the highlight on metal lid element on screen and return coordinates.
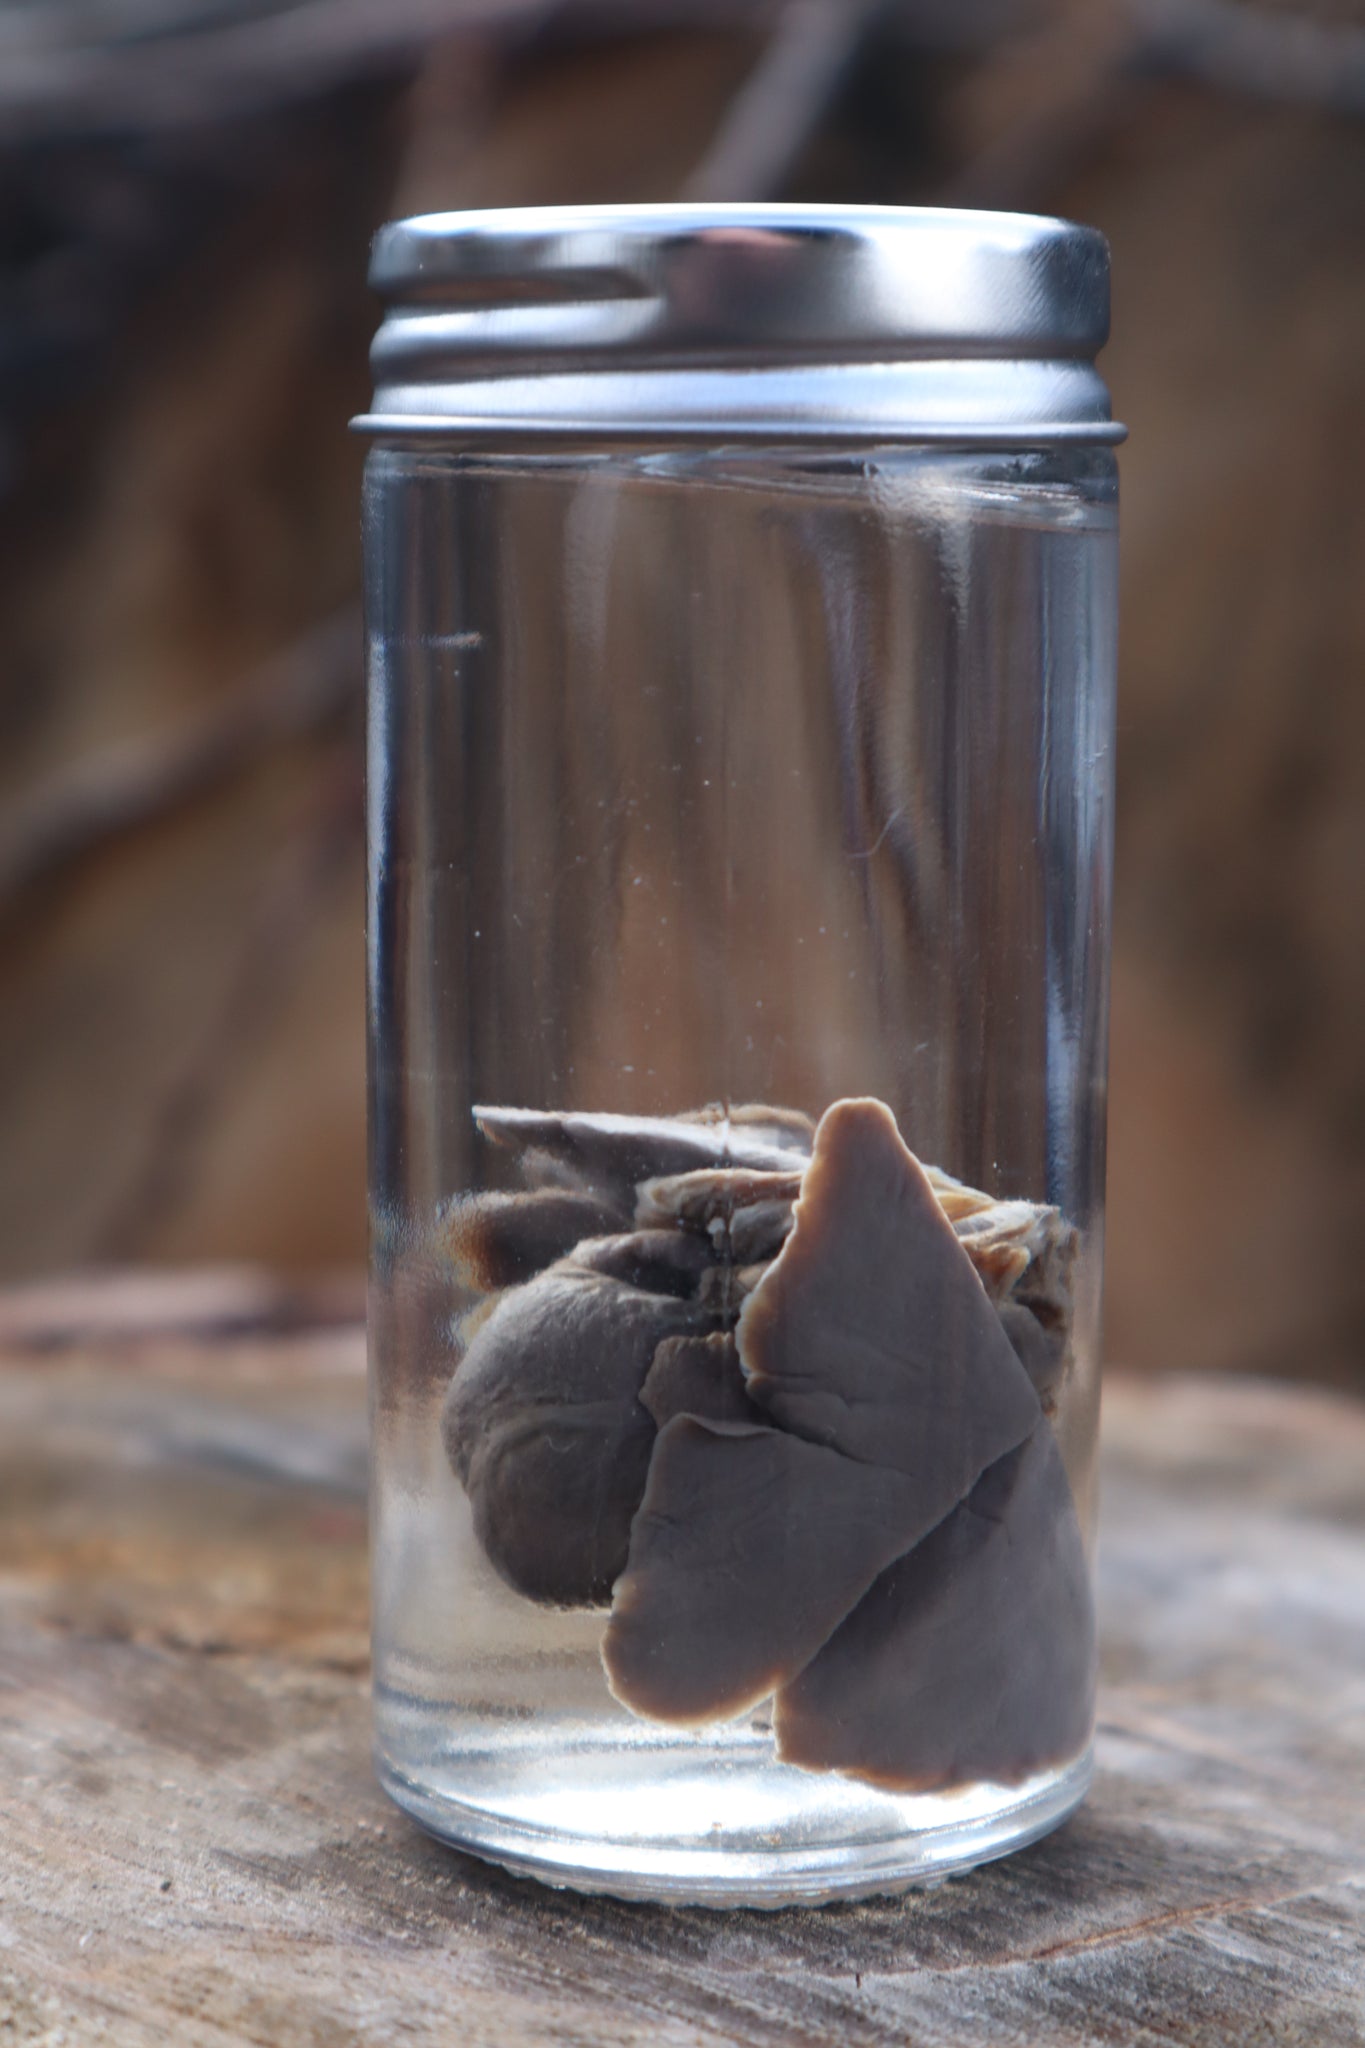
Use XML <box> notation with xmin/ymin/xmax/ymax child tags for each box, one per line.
<box><xmin>355</xmin><ymin>204</ymin><xmax>1124</xmax><ymax>446</ymax></box>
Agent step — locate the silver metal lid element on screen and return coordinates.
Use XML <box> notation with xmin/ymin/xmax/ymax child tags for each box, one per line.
<box><xmin>354</xmin><ymin>204</ymin><xmax>1123</xmax><ymax>446</ymax></box>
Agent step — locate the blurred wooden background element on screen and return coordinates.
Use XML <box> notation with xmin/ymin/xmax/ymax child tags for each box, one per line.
<box><xmin>0</xmin><ymin>0</ymin><xmax>1361</xmax><ymax>1385</ymax></box>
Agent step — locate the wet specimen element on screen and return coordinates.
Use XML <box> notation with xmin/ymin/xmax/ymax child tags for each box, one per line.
<box><xmin>440</xmin><ymin>1096</ymin><xmax>1092</xmax><ymax>1792</ymax></box>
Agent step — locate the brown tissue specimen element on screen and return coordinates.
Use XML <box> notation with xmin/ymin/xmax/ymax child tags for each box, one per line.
<box><xmin>442</xmin><ymin>1110</ymin><xmax>801</xmax><ymax>1607</ymax></box>
<box><xmin>737</xmin><ymin>1101</ymin><xmax>1042</xmax><ymax>1482</ymax></box>
<box><xmin>602</xmin><ymin>1415</ymin><xmax>944</xmax><ymax>1723</ymax></box>
<box><xmin>441</xmin><ymin>1096</ymin><xmax>1092</xmax><ymax>1790</ymax></box>
<box><xmin>438</xmin><ymin>1187</ymin><xmax>628</xmax><ymax>1292</ymax></box>
<box><xmin>639</xmin><ymin>1333</ymin><xmax>758</xmax><ymax>1429</ymax></box>
<box><xmin>774</xmin><ymin>1422</ymin><xmax>1095</xmax><ymax>1789</ymax></box>
<box><xmin>472</xmin><ymin>1105</ymin><xmax>809</xmax><ymax>1207</ymax></box>
<box><xmin>441</xmin><ymin>1243</ymin><xmax>713</xmax><ymax>1605</ymax></box>
<box><xmin>602</xmin><ymin>1101</ymin><xmax>1043</xmax><ymax>1724</ymax></box>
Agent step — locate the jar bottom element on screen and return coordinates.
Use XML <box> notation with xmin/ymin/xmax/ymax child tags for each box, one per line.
<box><xmin>375</xmin><ymin>1698</ymin><xmax>1092</xmax><ymax>1907</ymax></box>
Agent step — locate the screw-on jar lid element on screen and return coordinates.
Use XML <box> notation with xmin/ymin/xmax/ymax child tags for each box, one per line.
<box><xmin>355</xmin><ymin>204</ymin><xmax>1122</xmax><ymax>446</ymax></box>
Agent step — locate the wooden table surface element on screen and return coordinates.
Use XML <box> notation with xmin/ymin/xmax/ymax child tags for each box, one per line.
<box><xmin>1</xmin><ymin>1278</ymin><xmax>1362</xmax><ymax>2047</ymax></box>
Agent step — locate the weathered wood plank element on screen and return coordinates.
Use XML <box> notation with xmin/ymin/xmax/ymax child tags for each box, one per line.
<box><xmin>0</xmin><ymin>1317</ymin><xmax>1361</xmax><ymax>2046</ymax></box>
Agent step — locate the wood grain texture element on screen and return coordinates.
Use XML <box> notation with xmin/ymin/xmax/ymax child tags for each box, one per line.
<box><xmin>0</xmin><ymin>1302</ymin><xmax>1361</xmax><ymax>2047</ymax></box>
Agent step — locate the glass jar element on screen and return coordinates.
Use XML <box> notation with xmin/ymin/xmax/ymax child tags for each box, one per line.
<box><xmin>357</xmin><ymin>205</ymin><xmax>1121</xmax><ymax>1905</ymax></box>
